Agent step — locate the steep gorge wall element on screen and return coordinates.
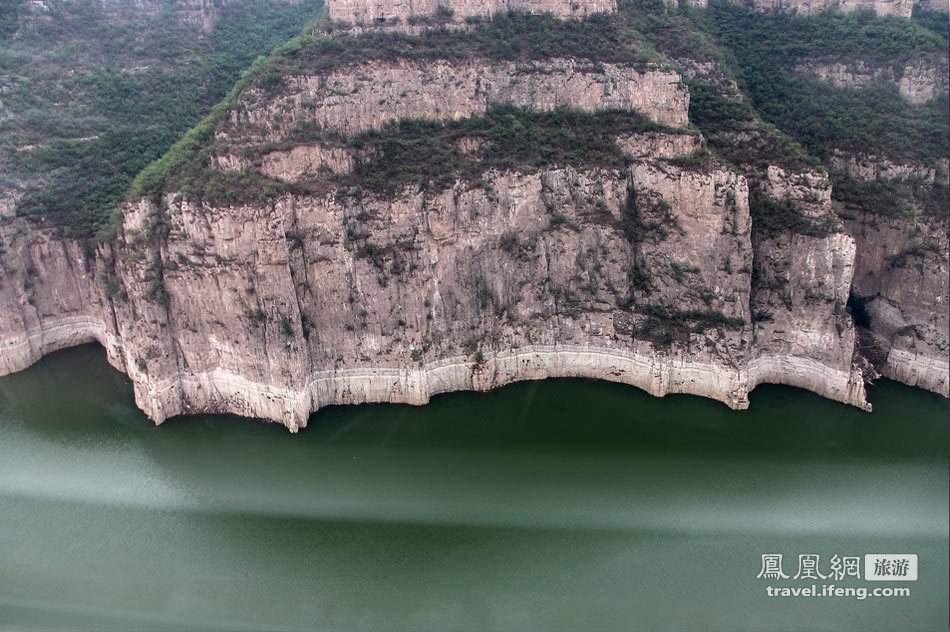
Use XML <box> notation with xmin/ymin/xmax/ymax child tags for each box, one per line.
<box><xmin>792</xmin><ymin>57</ymin><xmax>950</xmax><ymax>105</ymax></box>
<box><xmin>832</xmin><ymin>152</ymin><xmax>950</xmax><ymax>396</ymax></box>
<box><xmin>1</xmin><ymin>5</ymin><xmax>945</xmax><ymax>429</ymax></box>
<box><xmin>225</xmin><ymin>59</ymin><xmax>690</xmax><ymax>143</ymax></box>
<box><xmin>0</xmin><ymin>219</ymin><xmax>123</xmax><ymax>377</ymax></box>
<box><xmin>675</xmin><ymin>0</ymin><xmax>928</xmax><ymax>17</ymax></box>
<box><xmin>327</xmin><ymin>0</ymin><xmax>616</xmax><ymax>23</ymax></box>
<box><xmin>0</xmin><ymin>151</ymin><xmax>876</xmax><ymax>431</ymax></box>
<box><xmin>326</xmin><ymin>0</ymin><xmax>943</xmax><ymax>21</ymax></box>
<box><xmin>845</xmin><ymin>212</ymin><xmax>950</xmax><ymax>395</ymax></box>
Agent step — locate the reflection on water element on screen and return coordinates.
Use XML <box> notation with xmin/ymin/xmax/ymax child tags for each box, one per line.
<box><xmin>0</xmin><ymin>345</ymin><xmax>947</xmax><ymax>631</ymax></box>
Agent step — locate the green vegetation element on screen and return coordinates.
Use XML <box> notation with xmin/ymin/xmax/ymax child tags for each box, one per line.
<box><xmin>265</xmin><ymin>0</ymin><xmax>715</xmax><ymax>84</ymax></box>
<box><xmin>748</xmin><ymin>189</ymin><xmax>838</xmax><ymax>237</ymax></box>
<box><xmin>6</xmin><ymin>0</ymin><xmax>947</xmax><ymax>242</ymax></box>
<box><xmin>631</xmin><ymin>304</ymin><xmax>745</xmax><ymax>346</ymax></box>
<box><xmin>694</xmin><ymin>1</ymin><xmax>949</xmax><ymax>165</ymax></box>
<box><xmin>832</xmin><ymin>172</ymin><xmax>948</xmax><ymax>219</ymax></box>
<box><xmin>3</xmin><ymin>0</ymin><xmax>325</xmax><ymax>238</ymax></box>
<box><xmin>0</xmin><ymin>1</ymin><xmax>24</xmax><ymax>41</ymax></box>
<box><xmin>121</xmin><ymin>55</ymin><xmax>296</xmax><ymax>218</ymax></box>
<box><xmin>129</xmin><ymin>105</ymin><xmax>687</xmax><ymax>207</ymax></box>
<box><xmin>699</xmin><ymin>2</ymin><xmax>945</xmax><ymax>63</ymax></box>
<box><xmin>349</xmin><ymin>107</ymin><xmax>675</xmax><ymax>194</ymax></box>
<box><xmin>685</xmin><ymin>79</ymin><xmax>821</xmax><ymax>172</ymax></box>
<box><xmin>912</xmin><ymin>7</ymin><xmax>950</xmax><ymax>45</ymax></box>
<box><xmin>831</xmin><ymin>174</ymin><xmax>907</xmax><ymax>216</ymax></box>
<box><xmin>643</xmin><ymin>304</ymin><xmax>746</xmax><ymax>329</ymax></box>
<box><xmin>295</xmin><ymin>12</ymin><xmax>654</xmax><ymax>74</ymax></box>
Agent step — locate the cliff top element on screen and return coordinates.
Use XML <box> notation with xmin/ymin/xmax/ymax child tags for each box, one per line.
<box><xmin>326</xmin><ymin>0</ymin><xmax>617</xmax><ymax>25</ymax></box>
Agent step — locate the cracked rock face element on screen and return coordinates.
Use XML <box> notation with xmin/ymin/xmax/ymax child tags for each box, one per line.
<box><xmin>225</xmin><ymin>59</ymin><xmax>690</xmax><ymax>142</ymax></box>
<box><xmin>328</xmin><ymin>0</ymin><xmax>617</xmax><ymax>24</ymax></box>
<box><xmin>792</xmin><ymin>57</ymin><xmax>949</xmax><ymax>105</ymax></box>
<box><xmin>0</xmin><ymin>12</ymin><xmax>945</xmax><ymax>430</ymax></box>
<box><xmin>845</xmin><ymin>211</ymin><xmax>950</xmax><ymax>396</ymax></box>
<box><xmin>0</xmin><ymin>153</ymin><xmax>882</xmax><ymax>430</ymax></box>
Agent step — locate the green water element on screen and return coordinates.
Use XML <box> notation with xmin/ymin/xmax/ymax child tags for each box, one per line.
<box><xmin>0</xmin><ymin>345</ymin><xmax>947</xmax><ymax>631</ymax></box>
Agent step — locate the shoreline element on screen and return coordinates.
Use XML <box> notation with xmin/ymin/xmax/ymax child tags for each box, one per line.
<box><xmin>0</xmin><ymin>326</ymin><xmax>891</xmax><ymax>432</ymax></box>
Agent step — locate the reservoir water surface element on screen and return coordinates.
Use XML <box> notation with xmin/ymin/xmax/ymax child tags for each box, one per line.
<box><xmin>0</xmin><ymin>345</ymin><xmax>947</xmax><ymax>631</ymax></box>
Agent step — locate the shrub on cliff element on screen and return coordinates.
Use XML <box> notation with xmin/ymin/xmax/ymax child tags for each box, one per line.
<box><xmin>347</xmin><ymin>107</ymin><xmax>675</xmax><ymax>195</ymax></box>
<box><xmin>3</xmin><ymin>0</ymin><xmax>325</xmax><ymax>239</ymax></box>
<box><xmin>696</xmin><ymin>1</ymin><xmax>949</xmax><ymax>165</ymax></box>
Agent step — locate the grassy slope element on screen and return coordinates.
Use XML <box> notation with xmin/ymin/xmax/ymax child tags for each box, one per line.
<box><xmin>125</xmin><ymin>1</ymin><xmax>728</xmax><ymax>210</ymax></box>
<box><xmin>692</xmin><ymin>2</ymin><xmax>948</xmax><ymax>220</ymax></box>
<box><xmin>1</xmin><ymin>0</ymin><xmax>325</xmax><ymax>237</ymax></box>
<box><xmin>695</xmin><ymin>1</ymin><xmax>947</xmax><ymax>165</ymax></box>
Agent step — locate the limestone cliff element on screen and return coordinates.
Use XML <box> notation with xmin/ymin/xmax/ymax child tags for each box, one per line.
<box><xmin>0</xmin><ymin>0</ymin><xmax>946</xmax><ymax>431</ymax></box>
<box><xmin>328</xmin><ymin>0</ymin><xmax>616</xmax><ymax>23</ymax></box>
<box><xmin>792</xmin><ymin>57</ymin><xmax>949</xmax><ymax>104</ymax></box>
<box><xmin>0</xmin><ymin>154</ymin><xmax>875</xmax><ymax>431</ymax></box>
<box><xmin>0</xmin><ymin>113</ymin><xmax>890</xmax><ymax>432</ymax></box>
<box><xmin>326</xmin><ymin>0</ymin><xmax>941</xmax><ymax>21</ymax></box>
<box><xmin>677</xmin><ymin>0</ymin><xmax>943</xmax><ymax>16</ymax></box>
<box><xmin>225</xmin><ymin>59</ymin><xmax>689</xmax><ymax>140</ymax></box>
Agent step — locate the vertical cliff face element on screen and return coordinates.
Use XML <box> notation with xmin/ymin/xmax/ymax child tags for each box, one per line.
<box><xmin>225</xmin><ymin>60</ymin><xmax>690</xmax><ymax>140</ymax></box>
<box><xmin>327</xmin><ymin>0</ymin><xmax>616</xmax><ymax>24</ymax></box>
<box><xmin>830</xmin><ymin>148</ymin><xmax>949</xmax><ymax>396</ymax></box>
<box><xmin>0</xmin><ymin>219</ymin><xmax>122</xmax><ymax>377</ymax></box>
<box><xmin>0</xmin><ymin>0</ymin><xmax>945</xmax><ymax>430</ymax></box>
<box><xmin>792</xmin><ymin>57</ymin><xmax>950</xmax><ymax>105</ymax></box>
<box><xmin>748</xmin><ymin>167</ymin><xmax>870</xmax><ymax>405</ymax></box>
<box><xmin>845</xmin><ymin>211</ymin><xmax>950</xmax><ymax>395</ymax></box>
<box><xmin>0</xmin><ymin>140</ymin><xmax>877</xmax><ymax>431</ymax></box>
<box><xmin>333</xmin><ymin>0</ymin><xmax>940</xmax><ymax>18</ymax></box>
<box><xmin>99</xmin><ymin>154</ymin><xmax>870</xmax><ymax>431</ymax></box>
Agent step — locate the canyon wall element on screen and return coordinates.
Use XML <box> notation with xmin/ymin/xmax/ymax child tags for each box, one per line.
<box><xmin>327</xmin><ymin>0</ymin><xmax>616</xmax><ymax>23</ymax></box>
<box><xmin>326</xmin><ymin>0</ymin><xmax>944</xmax><ymax>21</ymax></box>
<box><xmin>847</xmin><ymin>211</ymin><xmax>949</xmax><ymax>395</ymax></box>
<box><xmin>225</xmin><ymin>59</ymin><xmax>689</xmax><ymax>141</ymax></box>
<box><xmin>0</xmin><ymin>3</ymin><xmax>946</xmax><ymax>431</ymax></box>
<box><xmin>675</xmin><ymin>0</ymin><xmax>947</xmax><ymax>16</ymax></box>
<box><xmin>0</xmin><ymin>150</ymin><xmax>882</xmax><ymax>431</ymax></box>
<box><xmin>793</xmin><ymin>57</ymin><xmax>950</xmax><ymax>105</ymax></box>
<box><xmin>0</xmin><ymin>219</ymin><xmax>122</xmax><ymax>378</ymax></box>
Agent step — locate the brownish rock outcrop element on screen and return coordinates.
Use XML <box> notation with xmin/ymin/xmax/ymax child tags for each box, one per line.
<box><xmin>2</xmin><ymin>2</ymin><xmax>946</xmax><ymax>430</ymax></box>
<box><xmin>793</xmin><ymin>57</ymin><xmax>950</xmax><ymax>105</ymax></box>
<box><xmin>0</xmin><ymin>149</ymin><xmax>882</xmax><ymax>430</ymax></box>
<box><xmin>327</xmin><ymin>0</ymin><xmax>616</xmax><ymax>24</ymax></box>
<box><xmin>224</xmin><ymin>59</ymin><xmax>690</xmax><ymax>142</ymax></box>
<box><xmin>677</xmin><ymin>0</ymin><xmax>922</xmax><ymax>16</ymax></box>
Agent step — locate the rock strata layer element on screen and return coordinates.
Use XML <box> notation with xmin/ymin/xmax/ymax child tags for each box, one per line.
<box><xmin>0</xmin><ymin>156</ymin><xmax>889</xmax><ymax>431</ymax></box>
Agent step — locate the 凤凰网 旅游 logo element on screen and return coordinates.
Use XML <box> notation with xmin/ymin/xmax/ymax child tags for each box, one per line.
<box><xmin>756</xmin><ymin>553</ymin><xmax>917</xmax><ymax>581</ymax></box>
<box><xmin>756</xmin><ymin>553</ymin><xmax>916</xmax><ymax>599</ymax></box>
